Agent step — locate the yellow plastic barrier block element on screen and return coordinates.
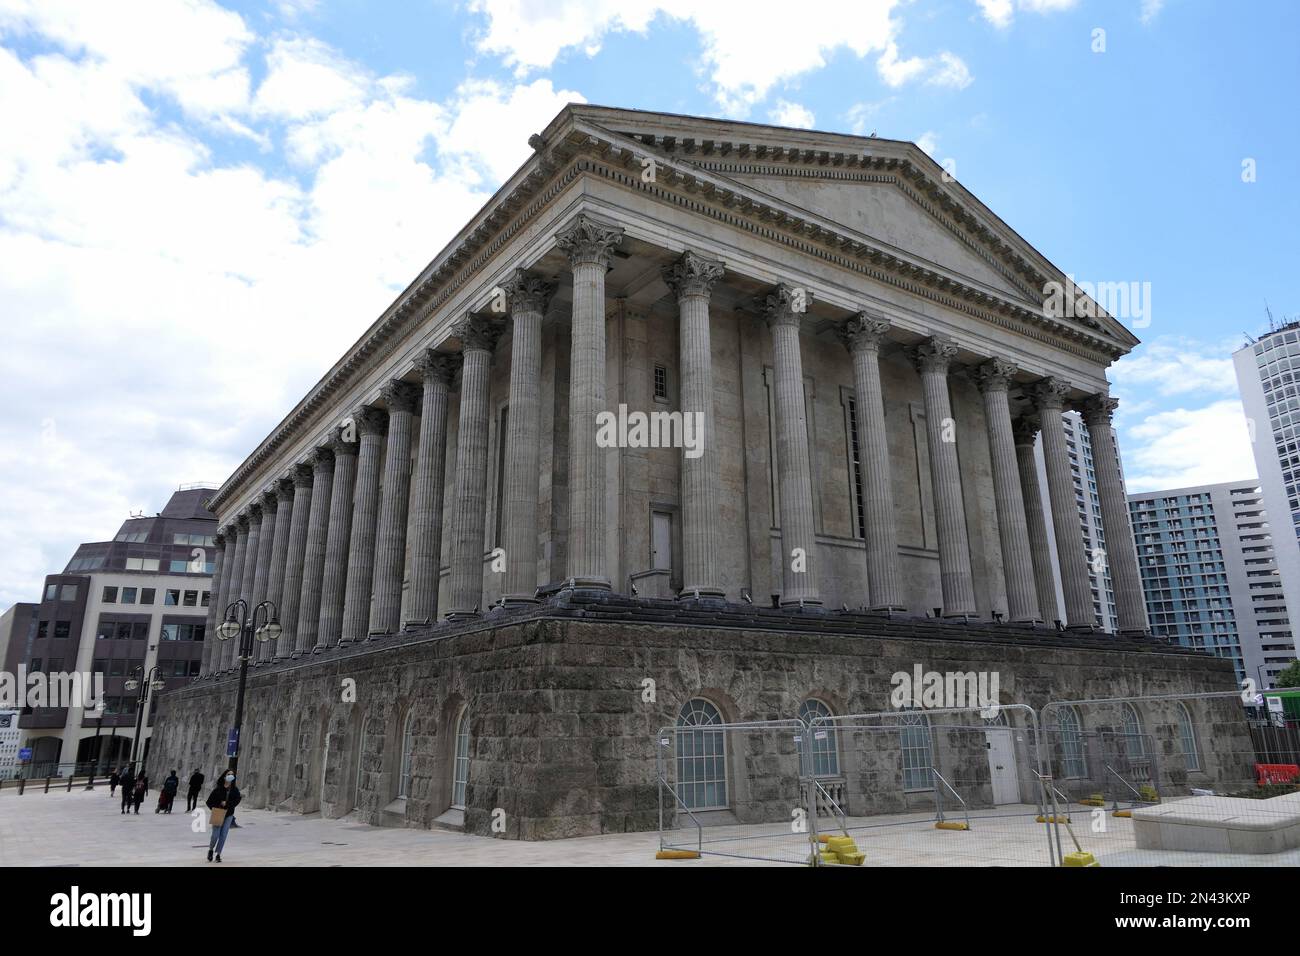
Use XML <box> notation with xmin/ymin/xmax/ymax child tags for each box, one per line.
<box><xmin>1112</xmin><ymin>809</ymin><xmax>1132</xmax><ymax>818</ymax></box>
<box><xmin>1079</xmin><ymin>799</ymin><xmax>1105</xmax><ymax>807</ymax></box>
<box><xmin>1062</xmin><ymin>851</ymin><xmax>1100</xmax><ymax>867</ymax></box>
<box><xmin>836</xmin><ymin>850</ymin><xmax>866</xmax><ymax>866</ymax></box>
<box><xmin>826</xmin><ymin>837</ymin><xmax>858</xmax><ymax>853</ymax></box>
<box><xmin>1036</xmin><ymin>815</ymin><xmax>1071</xmax><ymax>823</ymax></box>
<box><xmin>934</xmin><ymin>821</ymin><xmax>969</xmax><ymax>830</ymax></box>
<box><xmin>655</xmin><ymin>850</ymin><xmax>701</xmax><ymax>860</ymax></box>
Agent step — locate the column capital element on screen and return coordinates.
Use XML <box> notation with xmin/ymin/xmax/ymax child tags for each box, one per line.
<box><xmin>1080</xmin><ymin>394</ymin><xmax>1119</xmax><ymax>427</ymax></box>
<box><xmin>249</xmin><ymin>501</ymin><xmax>263</xmax><ymax>520</ymax></box>
<box><xmin>214</xmin><ymin>530</ymin><xmax>226</xmax><ymax>548</ymax></box>
<box><xmin>354</xmin><ymin>406</ymin><xmax>388</xmax><ymax>439</ymax></box>
<box><xmin>663</xmin><ymin>250</ymin><xmax>725</xmax><ymax>300</ymax></box>
<box><xmin>759</xmin><ymin>283</ymin><xmax>813</xmax><ymax>329</ymax></box>
<box><xmin>309</xmin><ymin>446</ymin><xmax>335</xmax><ymax>474</ymax></box>
<box><xmin>274</xmin><ymin>477</ymin><xmax>295</xmax><ymax>502</ymax></box>
<box><xmin>380</xmin><ymin>379</ymin><xmax>421</xmax><ymax>415</ymax></box>
<box><xmin>413</xmin><ymin>348</ymin><xmax>460</xmax><ymax>387</ymax></box>
<box><xmin>909</xmin><ymin>335</ymin><xmax>959</xmax><ymax>375</ymax></box>
<box><xmin>452</xmin><ymin>314</ymin><xmax>505</xmax><ymax>355</ymax></box>
<box><xmin>555</xmin><ymin>213</ymin><xmax>624</xmax><ymax>268</ymax></box>
<box><xmin>292</xmin><ymin>462</ymin><xmax>314</xmax><ymax>489</ymax></box>
<box><xmin>502</xmin><ymin>269</ymin><xmax>557</xmax><ymax>315</ymax></box>
<box><xmin>235</xmin><ymin>512</ymin><xmax>251</xmax><ymax>531</ymax></box>
<box><xmin>975</xmin><ymin>357</ymin><xmax>1019</xmax><ymax>393</ymax></box>
<box><xmin>1011</xmin><ymin>416</ymin><xmax>1041</xmax><ymax>447</ymax></box>
<box><xmin>327</xmin><ymin>425</ymin><xmax>358</xmax><ymax>458</ymax></box>
<box><xmin>259</xmin><ymin>488</ymin><xmax>279</xmax><ymax>513</ymax></box>
<box><xmin>840</xmin><ymin>310</ymin><xmax>891</xmax><ymax>354</ymax></box>
<box><xmin>1030</xmin><ymin>376</ymin><xmax>1071</xmax><ymax>411</ymax></box>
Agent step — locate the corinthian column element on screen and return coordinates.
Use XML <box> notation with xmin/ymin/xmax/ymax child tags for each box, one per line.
<box><xmin>664</xmin><ymin>251</ymin><xmax>725</xmax><ymax>599</ymax></box>
<box><xmin>1013</xmin><ymin>418</ymin><xmax>1062</xmax><ymax>624</ymax></box>
<box><xmin>447</xmin><ymin>316</ymin><xmax>503</xmax><ymax>618</ymax></box>
<box><xmin>221</xmin><ymin>516</ymin><xmax>249</xmax><ymax>672</ymax></box>
<box><xmin>248</xmin><ymin>491</ymin><xmax>278</xmax><ymax>661</ymax></box>
<box><xmin>275</xmin><ymin>463</ymin><xmax>314</xmax><ymax>658</ymax></box>
<box><xmin>1081</xmin><ymin>395</ymin><xmax>1149</xmax><ymax>635</ymax></box>
<box><xmin>294</xmin><ymin>447</ymin><xmax>334</xmax><ymax>655</ymax></box>
<box><xmin>406</xmin><ymin>352</ymin><xmax>458</xmax><ymax>624</ymax></box>
<box><xmin>498</xmin><ymin>272</ymin><xmax>554</xmax><ymax>605</ymax></box>
<box><xmin>761</xmin><ymin>283</ymin><xmax>820</xmax><ymax>607</ymax></box>
<box><xmin>260</xmin><ymin>478</ymin><xmax>294</xmax><ymax>662</ymax></box>
<box><xmin>556</xmin><ymin>214</ymin><xmax>624</xmax><ymax>590</ymax></box>
<box><xmin>370</xmin><ymin>381</ymin><xmax>420</xmax><ymax>635</ymax></box>
<box><xmin>976</xmin><ymin>359</ymin><xmax>1040</xmax><ymax>623</ymax></box>
<box><xmin>200</xmin><ymin>530</ymin><xmax>232</xmax><ymax>676</ymax></box>
<box><xmin>340</xmin><ymin>407</ymin><xmax>387</xmax><ymax>643</ymax></box>
<box><xmin>1033</xmin><ymin>378</ymin><xmax>1095</xmax><ymax>627</ymax></box>
<box><xmin>317</xmin><ymin>428</ymin><xmax>357</xmax><ymax>648</ymax></box>
<box><xmin>910</xmin><ymin>336</ymin><xmax>976</xmax><ymax>617</ymax></box>
<box><xmin>841</xmin><ymin>312</ymin><xmax>905</xmax><ymax>611</ymax></box>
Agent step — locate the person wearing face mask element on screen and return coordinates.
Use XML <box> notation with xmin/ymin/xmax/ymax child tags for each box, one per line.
<box><xmin>205</xmin><ymin>769</ymin><xmax>242</xmax><ymax>863</ymax></box>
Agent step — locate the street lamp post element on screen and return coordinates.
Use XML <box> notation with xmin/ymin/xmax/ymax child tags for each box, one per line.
<box><xmin>216</xmin><ymin>599</ymin><xmax>281</xmax><ymax>774</ymax></box>
<box><xmin>83</xmin><ymin>714</ymin><xmax>104</xmax><ymax>790</ymax></box>
<box><xmin>124</xmin><ymin>665</ymin><xmax>165</xmax><ymax>779</ymax></box>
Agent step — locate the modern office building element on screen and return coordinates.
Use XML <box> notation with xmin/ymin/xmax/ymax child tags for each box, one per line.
<box><xmin>1128</xmin><ymin>479</ymin><xmax>1299</xmax><ymax>687</ymax></box>
<box><xmin>1234</xmin><ymin>322</ymin><xmax>1300</xmax><ymax>653</ymax></box>
<box><xmin>0</xmin><ymin>710</ymin><xmax>20</xmax><ymax>779</ymax></box>
<box><xmin>15</xmin><ymin>486</ymin><xmax>216</xmax><ymax>775</ymax></box>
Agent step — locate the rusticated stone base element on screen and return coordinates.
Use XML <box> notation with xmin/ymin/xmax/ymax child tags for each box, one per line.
<box><xmin>149</xmin><ymin>597</ymin><xmax>1245</xmax><ymax>840</ymax></box>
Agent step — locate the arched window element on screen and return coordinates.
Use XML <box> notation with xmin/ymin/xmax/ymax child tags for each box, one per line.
<box><xmin>676</xmin><ymin>698</ymin><xmax>727</xmax><ymax>810</ymax></box>
<box><xmin>1177</xmin><ymin>702</ymin><xmax>1201</xmax><ymax>772</ymax></box>
<box><xmin>451</xmin><ymin>709</ymin><xmax>470</xmax><ymax>810</ymax></box>
<box><xmin>1121</xmin><ymin>703</ymin><xmax>1147</xmax><ymax>760</ymax></box>
<box><xmin>397</xmin><ymin>710</ymin><xmax>415</xmax><ymax>798</ymax></box>
<box><xmin>1057</xmin><ymin>706</ymin><xmax>1086</xmax><ymax>779</ymax></box>
<box><xmin>898</xmin><ymin>710</ymin><xmax>932</xmax><ymax>791</ymax></box>
<box><xmin>798</xmin><ymin>699</ymin><xmax>839</xmax><ymax>777</ymax></box>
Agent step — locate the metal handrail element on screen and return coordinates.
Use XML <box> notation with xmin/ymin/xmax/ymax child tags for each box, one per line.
<box><xmin>930</xmin><ymin>767</ymin><xmax>971</xmax><ymax>831</ymax></box>
<box><xmin>810</xmin><ymin>777</ymin><xmax>849</xmax><ymax>836</ymax></box>
<box><xmin>1104</xmin><ymin>764</ymin><xmax>1151</xmax><ymax>808</ymax></box>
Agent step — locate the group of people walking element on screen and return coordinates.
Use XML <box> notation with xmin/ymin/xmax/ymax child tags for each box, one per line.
<box><xmin>107</xmin><ymin>765</ymin><xmax>242</xmax><ymax>861</ymax></box>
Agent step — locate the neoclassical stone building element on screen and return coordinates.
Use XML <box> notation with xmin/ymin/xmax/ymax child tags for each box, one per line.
<box><xmin>152</xmin><ymin>106</ymin><xmax>1237</xmax><ymax>838</ymax></box>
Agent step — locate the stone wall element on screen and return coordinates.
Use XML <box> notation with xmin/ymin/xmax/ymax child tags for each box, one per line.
<box><xmin>151</xmin><ymin>611</ymin><xmax>1248</xmax><ymax>840</ymax></box>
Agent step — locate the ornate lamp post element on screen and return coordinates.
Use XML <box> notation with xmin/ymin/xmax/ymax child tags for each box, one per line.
<box><xmin>124</xmin><ymin>665</ymin><xmax>165</xmax><ymax>778</ymax></box>
<box><xmin>216</xmin><ymin>599</ymin><xmax>281</xmax><ymax>773</ymax></box>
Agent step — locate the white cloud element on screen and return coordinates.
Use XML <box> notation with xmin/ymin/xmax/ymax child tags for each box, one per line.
<box><xmin>0</xmin><ymin>2</ymin><xmax>582</xmax><ymax>608</ymax></box>
<box><xmin>470</xmin><ymin>0</ymin><xmax>970</xmax><ymax>113</ymax></box>
<box><xmin>1121</xmin><ymin>400</ymin><xmax>1258</xmax><ymax>493</ymax></box>
<box><xmin>1140</xmin><ymin>0</ymin><xmax>1165</xmax><ymax>24</ymax></box>
<box><xmin>768</xmin><ymin>100</ymin><xmax>816</xmax><ymax>129</ymax></box>
<box><xmin>916</xmin><ymin>131</ymin><xmax>941</xmax><ymax>157</ymax></box>
<box><xmin>975</xmin><ymin>0</ymin><xmax>1078</xmax><ymax>28</ymax></box>
<box><xmin>1110</xmin><ymin>337</ymin><xmax>1239</xmax><ymax>398</ymax></box>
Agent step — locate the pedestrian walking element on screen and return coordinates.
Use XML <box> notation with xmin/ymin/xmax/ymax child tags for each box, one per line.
<box><xmin>109</xmin><ymin>768</ymin><xmax>120</xmax><ymax>797</ymax></box>
<box><xmin>157</xmin><ymin>769</ymin><xmax>179</xmax><ymax>814</ymax></box>
<box><xmin>186</xmin><ymin>768</ymin><xmax>205</xmax><ymax>812</ymax></box>
<box><xmin>119</xmin><ymin>770</ymin><xmax>136</xmax><ymax>814</ymax></box>
<box><xmin>130</xmin><ymin>772</ymin><xmax>148</xmax><ymax>814</ymax></box>
<box><xmin>205</xmin><ymin>770</ymin><xmax>241</xmax><ymax>863</ymax></box>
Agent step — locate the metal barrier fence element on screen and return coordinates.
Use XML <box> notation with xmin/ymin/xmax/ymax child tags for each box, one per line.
<box><xmin>657</xmin><ymin>694</ymin><xmax>1300</xmax><ymax>866</ymax></box>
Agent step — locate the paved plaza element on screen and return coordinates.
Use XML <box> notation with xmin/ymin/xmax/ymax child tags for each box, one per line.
<box><xmin>3</xmin><ymin>787</ymin><xmax>1296</xmax><ymax>867</ymax></box>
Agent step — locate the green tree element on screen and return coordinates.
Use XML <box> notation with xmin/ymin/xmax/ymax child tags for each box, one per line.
<box><xmin>1276</xmin><ymin>660</ymin><xmax>1300</xmax><ymax>688</ymax></box>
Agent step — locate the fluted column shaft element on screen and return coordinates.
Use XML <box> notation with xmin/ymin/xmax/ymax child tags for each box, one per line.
<box><xmin>221</xmin><ymin>521</ymin><xmax>248</xmax><ymax>672</ymax></box>
<box><xmin>1082</xmin><ymin>396</ymin><xmax>1149</xmax><ymax>634</ymax></box>
<box><xmin>913</xmin><ymin>337</ymin><xmax>976</xmax><ymax>616</ymax></box>
<box><xmin>341</xmin><ymin>409</ymin><xmax>386</xmax><ymax>643</ymax></box>
<box><xmin>447</xmin><ymin>319</ymin><xmax>500</xmax><ymax>617</ymax></box>
<box><xmin>843</xmin><ymin>314</ymin><xmax>905</xmax><ymax>610</ymax></box>
<box><xmin>501</xmin><ymin>274</ymin><xmax>553</xmax><ymax>604</ymax></box>
<box><xmin>295</xmin><ymin>449</ymin><xmax>334</xmax><ymax>654</ymax></box>
<box><xmin>763</xmin><ymin>285</ymin><xmax>820</xmax><ymax>606</ymax></box>
<box><xmin>1034</xmin><ymin>379</ymin><xmax>1095</xmax><ymax>627</ymax></box>
<box><xmin>977</xmin><ymin>360</ymin><xmax>1040</xmax><ymax>623</ymax></box>
<box><xmin>236</xmin><ymin>510</ymin><xmax>262</xmax><ymax>662</ymax></box>
<box><xmin>371</xmin><ymin>382</ymin><xmax>419</xmax><ymax>634</ymax></box>
<box><xmin>276</xmin><ymin>464</ymin><xmax>314</xmax><ymax>657</ymax></box>
<box><xmin>556</xmin><ymin>215</ymin><xmax>624</xmax><ymax>590</ymax></box>
<box><xmin>200</xmin><ymin>533</ymin><xmax>231</xmax><ymax>676</ymax></box>
<box><xmin>317</xmin><ymin>432</ymin><xmax>357</xmax><ymax>647</ymax></box>
<box><xmin>249</xmin><ymin>497</ymin><xmax>277</xmax><ymax>635</ymax></box>
<box><xmin>407</xmin><ymin>353</ymin><xmax>456</xmax><ymax>623</ymax></box>
<box><xmin>260</xmin><ymin>480</ymin><xmax>294</xmax><ymax>662</ymax></box>
<box><xmin>1014</xmin><ymin>421</ymin><xmax>1061</xmax><ymax>624</ymax></box>
<box><xmin>666</xmin><ymin>253</ymin><xmax>724</xmax><ymax>598</ymax></box>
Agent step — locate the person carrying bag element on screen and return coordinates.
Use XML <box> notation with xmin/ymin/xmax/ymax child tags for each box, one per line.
<box><xmin>205</xmin><ymin>769</ymin><xmax>242</xmax><ymax>863</ymax></box>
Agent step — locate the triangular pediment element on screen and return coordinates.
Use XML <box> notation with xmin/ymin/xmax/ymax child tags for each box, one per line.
<box><xmin>556</xmin><ymin>105</ymin><xmax>1138</xmax><ymax>350</ymax></box>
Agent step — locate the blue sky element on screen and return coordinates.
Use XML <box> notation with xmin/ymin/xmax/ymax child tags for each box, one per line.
<box><xmin>0</xmin><ymin>0</ymin><xmax>1296</xmax><ymax>609</ymax></box>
